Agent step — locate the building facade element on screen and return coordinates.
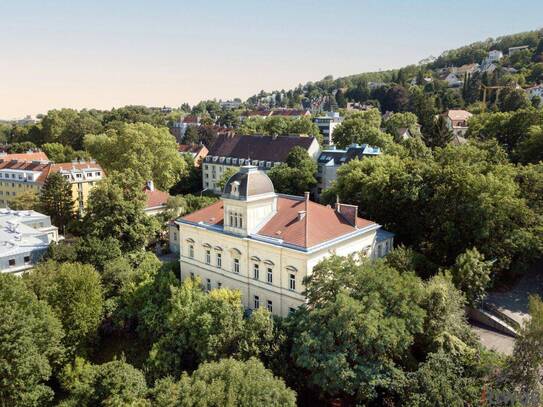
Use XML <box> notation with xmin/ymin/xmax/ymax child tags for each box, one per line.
<box><xmin>177</xmin><ymin>166</ymin><xmax>393</xmax><ymax>316</ymax></box>
<box><xmin>202</xmin><ymin>134</ymin><xmax>320</xmax><ymax>193</ymax></box>
<box><xmin>316</xmin><ymin>144</ymin><xmax>381</xmax><ymax>197</ymax></box>
<box><xmin>0</xmin><ymin>209</ymin><xmax>59</xmax><ymax>274</ymax></box>
<box><xmin>313</xmin><ymin>112</ymin><xmax>342</xmax><ymax>146</ymax></box>
<box><xmin>444</xmin><ymin>109</ymin><xmax>473</xmax><ymax>137</ymax></box>
<box><xmin>0</xmin><ymin>159</ymin><xmax>104</xmax><ymax>213</ymax></box>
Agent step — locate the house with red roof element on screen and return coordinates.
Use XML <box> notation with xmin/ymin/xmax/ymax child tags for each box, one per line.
<box><xmin>174</xmin><ymin>165</ymin><xmax>393</xmax><ymax>316</ymax></box>
<box><xmin>443</xmin><ymin>109</ymin><xmax>473</xmax><ymax>137</ymax></box>
<box><xmin>143</xmin><ymin>180</ymin><xmax>170</xmax><ymax>216</ymax></box>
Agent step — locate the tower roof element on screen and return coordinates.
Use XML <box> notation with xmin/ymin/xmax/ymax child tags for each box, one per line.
<box><xmin>222</xmin><ymin>166</ymin><xmax>274</xmax><ymax>199</ymax></box>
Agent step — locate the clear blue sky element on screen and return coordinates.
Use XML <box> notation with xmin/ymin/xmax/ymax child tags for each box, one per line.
<box><xmin>1</xmin><ymin>0</ymin><xmax>542</xmax><ymax>118</ymax></box>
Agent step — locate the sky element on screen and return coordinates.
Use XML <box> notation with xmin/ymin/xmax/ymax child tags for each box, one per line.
<box><xmin>1</xmin><ymin>0</ymin><xmax>542</xmax><ymax>119</ymax></box>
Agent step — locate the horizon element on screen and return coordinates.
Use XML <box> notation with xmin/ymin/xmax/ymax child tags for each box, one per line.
<box><xmin>1</xmin><ymin>0</ymin><xmax>543</xmax><ymax>119</ymax></box>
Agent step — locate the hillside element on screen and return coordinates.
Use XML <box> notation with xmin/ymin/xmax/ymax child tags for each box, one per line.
<box><xmin>247</xmin><ymin>28</ymin><xmax>543</xmax><ymax>114</ymax></box>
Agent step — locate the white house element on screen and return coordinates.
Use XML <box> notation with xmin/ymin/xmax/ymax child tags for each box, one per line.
<box><xmin>176</xmin><ymin>166</ymin><xmax>393</xmax><ymax>316</ymax></box>
<box><xmin>0</xmin><ymin>210</ymin><xmax>59</xmax><ymax>274</ymax></box>
<box><xmin>486</xmin><ymin>50</ymin><xmax>503</xmax><ymax>63</ymax></box>
<box><xmin>313</xmin><ymin>112</ymin><xmax>342</xmax><ymax>146</ymax></box>
<box><xmin>526</xmin><ymin>84</ymin><xmax>543</xmax><ymax>101</ymax></box>
<box><xmin>508</xmin><ymin>45</ymin><xmax>529</xmax><ymax>55</ymax></box>
<box><xmin>444</xmin><ymin>73</ymin><xmax>463</xmax><ymax>88</ymax></box>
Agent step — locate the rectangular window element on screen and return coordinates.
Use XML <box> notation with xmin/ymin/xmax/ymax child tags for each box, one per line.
<box><xmin>267</xmin><ymin>300</ymin><xmax>273</xmax><ymax>313</ymax></box>
<box><xmin>190</xmin><ymin>272</ymin><xmax>195</xmax><ymax>279</ymax></box>
<box><xmin>253</xmin><ymin>264</ymin><xmax>259</xmax><ymax>280</ymax></box>
<box><xmin>289</xmin><ymin>274</ymin><xmax>296</xmax><ymax>291</ymax></box>
<box><xmin>24</xmin><ymin>256</ymin><xmax>31</xmax><ymax>264</ymax></box>
<box><xmin>216</xmin><ymin>253</ymin><xmax>222</xmax><ymax>268</ymax></box>
<box><xmin>206</xmin><ymin>278</ymin><xmax>211</xmax><ymax>291</ymax></box>
<box><xmin>233</xmin><ymin>258</ymin><xmax>240</xmax><ymax>273</ymax></box>
<box><xmin>217</xmin><ymin>282</ymin><xmax>222</xmax><ymax>288</ymax></box>
<box><xmin>189</xmin><ymin>245</ymin><xmax>194</xmax><ymax>258</ymax></box>
<box><xmin>8</xmin><ymin>259</ymin><xmax>15</xmax><ymax>267</ymax></box>
<box><xmin>205</xmin><ymin>250</ymin><xmax>211</xmax><ymax>264</ymax></box>
<box><xmin>229</xmin><ymin>212</ymin><xmax>234</xmax><ymax>227</ymax></box>
<box><xmin>173</xmin><ymin>232</ymin><xmax>177</xmax><ymax>241</ymax></box>
<box><xmin>254</xmin><ymin>295</ymin><xmax>260</xmax><ymax>309</ymax></box>
<box><xmin>239</xmin><ymin>214</ymin><xmax>243</xmax><ymax>228</ymax></box>
<box><xmin>267</xmin><ymin>268</ymin><xmax>273</xmax><ymax>284</ymax></box>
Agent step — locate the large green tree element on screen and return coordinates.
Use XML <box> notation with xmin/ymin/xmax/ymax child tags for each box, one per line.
<box><xmin>84</xmin><ymin>122</ymin><xmax>186</xmax><ymax>190</ymax></box>
<box><xmin>147</xmin><ymin>278</ymin><xmax>275</xmax><ymax>379</ymax></box>
<box><xmin>268</xmin><ymin>146</ymin><xmax>317</xmax><ymax>195</ymax></box>
<box><xmin>0</xmin><ymin>274</ymin><xmax>65</xmax><ymax>406</ymax></box>
<box><xmin>291</xmin><ymin>256</ymin><xmax>426</xmax><ymax>403</ymax></box>
<box><xmin>23</xmin><ymin>261</ymin><xmax>104</xmax><ymax>355</ymax></box>
<box><xmin>150</xmin><ymin>358</ymin><xmax>296</xmax><ymax>407</ymax></box>
<box><xmin>38</xmin><ymin>172</ymin><xmax>74</xmax><ymax>233</ymax></box>
<box><xmin>82</xmin><ymin>171</ymin><xmax>160</xmax><ymax>251</ymax></box>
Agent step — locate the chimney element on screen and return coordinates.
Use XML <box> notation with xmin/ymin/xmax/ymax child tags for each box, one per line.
<box><xmin>304</xmin><ymin>191</ymin><xmax>310</xmax><ymax>202</ymax></box>
<box><xmin>146</xmin><ymin>180</ymin><xmax>154</xmax><ymax>191</ymax></box>
<box><xmin>335</xmin><ymin>202</ymin><xmax>358</xmax><ymax>227</ymax></box>
<box><xmin>297</xmin><ymin>210</ymin><xmax>306</xmax><ymax>221</ymax></box>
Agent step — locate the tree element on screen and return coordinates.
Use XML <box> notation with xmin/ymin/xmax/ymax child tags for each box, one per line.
<box><xmin>498</xmin><ymin>88</ymin><xmax>531</xmax><ymax>112</ymax></box>
<box><xmin>170</xmin><ymin>154</ymin><xmax>202</xmax><ymax>195</ymax></box>
<box><xmin>268</xmin><ymin>146</ymin><xmax>317</xmax><ymax>195</ymax></box>
<box><xmin>23</xmin><ymin>261</ymin><xmax>104</xmax><ymax>355</ymax></box>
<box><xmin>83</xmin><ymin>171</ymin><xmax>160</xmax><ymax>251</ymax></box>
<box><xmin>451</xmin><ymin>248</ymin><xmax>492</xmax><ymax>306</ymax></box>
<box><xmin>516</xmin><ymin>125</ymin><xmax>543</xmax><ymax>164</ymax></box>
<box><xmin>291</xmin><ymin>256</ymin><xmax>426</xmax><ymax>403</ymax></box>
<box><xmin>405</xmin><ymin>351</ymin><xmax>481</xmax><ymax>406</ymax></box>
<box><xmin>383</xmin><ymin>84</ymin><xmax>409</xmax><ymax>112</ymax></box>
<box><xmin>332</xmin><ymin>109</ymin><xmax>393</xmax><ymax>149</ymax></box>
<box><xmin>60</xmin><ymin>357</ymin><xmax>148</xmax><ymax>406</ymax></box>
<box><xmin>10</xmin><ymin>190</ymin><xmax>38</xmax><ymax>210</ymax></box>
<box><xmin>184</xmin><ymin>126</ymin><xmax>200</xmax><ymax>144</ymax></box>
<box><xmin>150</xmin><ymin>358</ymin><xmax>296</xmax><ymax>407</ymax></box>
<box><xmin>383</xmin><ymin>112</ymin><xmax>421</xmax><ymax>140</ymax></box>
<box><xmin>183</xmin><ymin>194</ymin><xmax>219</xmax><ymax>213</ymax></box>
<box><xmin>216</xmin><ymin>167</ymin><xmax>238</xmax><ymax>191</ymax></box>
<box><xmin>84</xmin><ymin>122</ymin><xmax>187</xmax><ymax>191</ymax></box>
<box><xmin>0</xmin><ymin>274</ymin><xmax>65</xmax><ymax>406</ymax></box>
<box><xmin>424</xmin><ymin>115</ymin><xmax>453</xmax><ymax>148</ymax></box>
<box><xmin>498</xmin><ymin>295</ymin><xmax>543</xmax><ymax>404</ymax></box>
<box><xmin>75</xmin><ymin>236</ymin><xmax>122</xmax><ymax>271</ymax></box>
<box><xmin>147</xmin><ymin>279</ymin><xmax>275</xmax><ymax>379</ymax></box>
<box><xmin>38</xmin><ymin>172</ymin><xmax>74</xmax><ymax>233</ymax></box>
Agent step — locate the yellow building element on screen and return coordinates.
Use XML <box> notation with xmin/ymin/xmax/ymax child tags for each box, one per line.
<box><xmin>0</xmin><ymin>158</ymin><xmax>104</xmax><ymax>213</ymax></box>
<box><xmin>176</xmin><ymin>166</ymin><xmax>394</xmax><ymax>317</ymax></box>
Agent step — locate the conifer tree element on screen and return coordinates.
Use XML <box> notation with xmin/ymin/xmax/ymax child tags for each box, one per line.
<box><xmin>39</xmin><ymin>172</ymin><xmax>74</xmax><ymax>233</ymax></box>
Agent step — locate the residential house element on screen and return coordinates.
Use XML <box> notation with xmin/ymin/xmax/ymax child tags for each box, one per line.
<box><xmin>170</xmin><ymin>115</ymin><xmax>201</xmax><ymax>142</ymax></box>
<box><xmin>508</xmin><ymin>45</ymin><xmax>529</xmax><ymax>55</ymax></box>
<box><xmin>444</xmin><ymin>73</ymin><xmax>463</xmax><ymax>88</ymax></box>
<box><xmin>443</xmin><ymin>110</ymin><xmax>473</xmax><ymax>137</ymax></box>
<box><xmin>220</xmin><ymin>100</ymin><xmax>242</xmax><ymax>110</ymax></box>
<box><xmin>50</xmin><ymin>161</ymin><xmax>104</xmax><ymax>214</ymax></box>
<box><xmin>395</xmin><ymin>127</ymin><xmax>412</xmax><ymax>140</ymax></box>
<box><xmin>485</xmin><ymin>50</ymin><xmax>503</xmax><ymax>63</ymax></box>
<box><xmin>526</xmin><ymin>84</ymin><xmax>543</xmax><ymax>101</ymax></box>
<box><xmin>269</xmin><ymin>108</ymin><xmax>311</xmax><ymax>119</ymax></box>
<box><xmin>312</xmin><ymin>112</ymin><xmax>342</xmax><ymax>146</ymax></box>
<box><xmin>0</xmin><ymin>209</ymin><xmax>59</xmax><ymax>274</ymax></box>
<box><xmin>202</xmin><ymin>134</ymin><xmax>320</xmax><ymax>193</ymax></box>
<box><xmin>176</xmin><ymin>165</ymin><xmax>393</xmax><ymax>316</ymax></box>
<box><xmin>451</xmin><ymin>63</ymin><xmax>480</xmax><ymax>76</ymax></box>
<box><xmin>143</xmin><ymin>180</ymin><xmax>170</xmax><ymax>216</ymax></box>
<box><xmin>178</xmin><ymin>144</ymin><xmax>209</xmax><ymax>167</ymax></box>
<box><xmin>316</xmin><ymin>144</ymin><xmax>381</xmax><ymax>197</ymax></box>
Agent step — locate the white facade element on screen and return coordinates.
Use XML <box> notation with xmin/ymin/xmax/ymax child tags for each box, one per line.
<box><xmin>178</xmin><ymin>166</ymin><xmax>393</xmax><ymax>316</ymax></box>
<box><xmin>0</xmin><ymin>209</ymin><xmax>59</xmax><ymax>274</ymax></box>
<box><xmin>313</xmin><ymin>112</ymin><xmax>342</xmax><ymax>146</ymax></box>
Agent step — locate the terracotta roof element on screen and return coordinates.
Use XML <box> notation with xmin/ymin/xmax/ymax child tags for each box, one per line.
<box><xmin>144</xmin><ymin>188</ymin><xmax>170</xmax><ymax>209</ymax></box>
<box><xmin>446</xmin><ymin>110</ymin><xmax>472</xmax><ymax>122</ymax></box>
<box><xmin>178</xmin><ymin>144</ymin><xmax>206</xmax><ymax>154</ymax></box>
<box><xmin>182</xmin><ymin>115</ymin><xmax>200</xmax><ymax>124</ymax></box>
<box><xmin>208</xmin><ymin>134</ymin><xmax>316</xmax><ymax>162</ymax></box>
<box><xmin>49</xmin><ymin>162</ymin><xmax>103</xmax><ymax>173</ymax></box>
<box><xmin>0</xmin><ymin>152</ymin><xmax>49</xmax><ymax>161</ymax></box>
<box><xmin>0</xmin><ymin>159</ymin><xmax>52</xmax><ymax>184</ymax></box>
<box><xmin>270</xmin><ymin>109</ymin><xmax>310</xmax><ymax>117</ymax></box>
<box><xmin>181</xmin><ymin>196</ymin><xmax>375</xmax><ymax>249</ymax></box>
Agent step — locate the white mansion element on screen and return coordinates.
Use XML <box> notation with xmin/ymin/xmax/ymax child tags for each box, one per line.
<box><xmin>175</xmin><ymin>166</ymin><xmax>393</xmax><ymax>316</ymax></box>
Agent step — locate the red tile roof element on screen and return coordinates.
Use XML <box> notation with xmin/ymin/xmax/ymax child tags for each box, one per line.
<box><xmin>182</xmin><ymin>115</ymin><xmax>200</xmax><ymax>124</ymax></box>
<box><xmin>144</xmin><ymin>188</ymin><xmax>170</xmax><ymax>209</ymax></box>
<box><xmin>0</xmin><ymin>159</ymin><xmax>52</xmax><ymax>184</ymax></box>
<box><xmin>0</xmin><ymin>152</ymin><xmax>49</xmax><ymax>161</ymax></box>
<box><xmin>445</xmin><ymin>109</ymin><xmax>472</xmax><ymax>122</ymax></box>
<box><xmin>181</xmin><ymin>196</ymin><xmax>375</xmax><ymax>249</ymax></box>
<box><xmin>49</xmin><ymin>162</ymin><xmax>103</xmax><ymax>173</ymax></box>
<box><xmin>178</xmin><ymin>144</ymin><xmax>207</xmax><ymax>154</ymax></box>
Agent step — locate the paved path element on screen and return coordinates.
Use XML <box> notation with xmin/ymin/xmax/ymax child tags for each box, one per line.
<box><xmin>485</xmin><ymin>260</ymin><xmax>543</xmax><ymax>326</ymax></box>
<box><xmin>470</xmin><ymin>322</ymin><xmax>515</xmax><ymax>355</ymax></box>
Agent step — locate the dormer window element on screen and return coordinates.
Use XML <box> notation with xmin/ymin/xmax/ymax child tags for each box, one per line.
<box><xmin>231</xmin><ymin>181</ymin><xmax>240</xmax><ymax>196</ymax></box>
